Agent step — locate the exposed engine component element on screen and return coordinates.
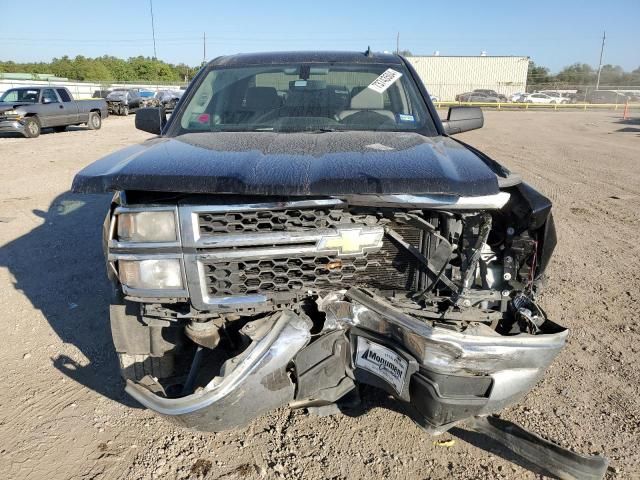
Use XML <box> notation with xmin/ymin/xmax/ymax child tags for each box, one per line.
<box><xmin>185</xmin><ymin>320</ymin><xmax>221</xmax><ymax>349</ymax></box>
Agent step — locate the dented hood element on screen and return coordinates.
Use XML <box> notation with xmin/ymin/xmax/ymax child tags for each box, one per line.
<box><xmin>71</xmin><ymin>131</ymin><xmax>500</xmax><ymax>196</ymax></box>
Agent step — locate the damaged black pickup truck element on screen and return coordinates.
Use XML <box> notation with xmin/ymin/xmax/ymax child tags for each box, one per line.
<box><xmin>72</xmin><ymin>51</ymin><xmax>604</xmax><ymax>476</ymax></box>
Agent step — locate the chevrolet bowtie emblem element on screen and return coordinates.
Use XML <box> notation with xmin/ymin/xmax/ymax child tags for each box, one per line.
<box><xmin>316</xmin><ymin>227</ymin><xmax>384</xmax><ymax>256</ymax></box>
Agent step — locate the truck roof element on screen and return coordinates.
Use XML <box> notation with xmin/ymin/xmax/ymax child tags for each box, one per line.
<box><xmin>4</xmin><ymin>86</ymin><xmax>71</xmax><ymax>91</ymax></box>
<box><xmin>211</xmin><ymin>50</ymin><xmax>403</xmax><ymax>67</ymax></box>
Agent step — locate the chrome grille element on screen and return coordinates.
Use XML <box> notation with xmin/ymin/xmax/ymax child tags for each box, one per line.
<box><xmin>198</xmin><ymin>209</ymin><xmax>370</xmax><ymax>235</ymax></box>
<box><xmin>201</xmin><ymin>255</ymin><xmax>370</xmax><ymax>296</ymax></box>
<box><xmin>199</xmin><ymin>225</ymin><xmax>421</xmax><ymax>298</ymax></box>
<box><xmin>187</xmin><ymin>201</ymin><xmax>424</xmax><ymax>308</ymax></box>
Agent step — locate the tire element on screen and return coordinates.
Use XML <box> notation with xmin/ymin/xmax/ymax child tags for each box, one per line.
<box><xmin>87</xmin><ymin>111</ymin><xmax>102</xmax><ymax>130</ymax></box>
<box><xmin>122</xmin><ymin>105</ymin><xmax>129</xmax><ymax>116</ymax></box>
<box><xmin>23</xmin><ymin>117</ymin><xmax>41</xmax><ymax>138</ymax></box>
<box><xmin>53</xmin><ymin>125</ymin><xmax>67</xmax><ymax>133</ymax></box>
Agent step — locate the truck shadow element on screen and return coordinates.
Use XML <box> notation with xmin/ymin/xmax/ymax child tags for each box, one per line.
<box><xmin>0</xmin><ymin>191</ymin><xmax>139</xmax><ymax>407</ymax></box>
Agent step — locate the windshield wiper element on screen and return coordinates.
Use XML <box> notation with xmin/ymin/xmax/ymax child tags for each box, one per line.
<box><xmin>287</xmin><ymin>127</ymin><xmax>344</xmax><ymax>134</ymax></box>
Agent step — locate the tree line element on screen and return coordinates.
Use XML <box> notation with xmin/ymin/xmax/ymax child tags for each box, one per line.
<box><xmin>1</xmin><ymin>55</ymin><xmax>639</xmax><ymax>88</ymax></box>
<box><xmin>528</xmin><ymin>61</ymin><xmax>640</xmax><ymax>88</ymax></box>
<box><xmin>0</xmin><ymin>55</ymin><xmax>198</xmax><ymax>83</ymax></box>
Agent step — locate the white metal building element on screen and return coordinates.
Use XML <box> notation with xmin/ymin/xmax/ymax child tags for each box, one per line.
<box><xmin>406</xmin><ymin>56</ymin><xmax>529</xmax><ymax>101</ymax></box>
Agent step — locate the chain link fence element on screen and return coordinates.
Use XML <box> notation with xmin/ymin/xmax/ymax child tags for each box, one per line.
<box><xmin>424</xmin><ymin>83</ymin><xmax>639</xmax><ymax>105</ymax></box>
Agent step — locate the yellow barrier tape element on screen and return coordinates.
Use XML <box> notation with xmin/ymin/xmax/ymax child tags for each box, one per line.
<box><xmin>434</xmin><ymin>101</ymin><xmax>639</xmax><ymax>110</ymax></box>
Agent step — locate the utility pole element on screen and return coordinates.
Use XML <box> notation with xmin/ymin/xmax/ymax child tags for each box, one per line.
<box><xmin>396</xmin><ymin>32</ymin><xmax>400</xmax><ymax>55</ymax></box>
<box><xmin>203</xmin><ymin>32</ymin><xmax>206</xmax><ymax>65</ymax></box>
<box><xmin>595</xmin><ymin>31</ymin><xmax>606</xmax><ymax>91</ymax></box>
<box><xmin>149</xmin><ymin>0</ymin><xmax>157</xmax><ymax>59</ymax></box>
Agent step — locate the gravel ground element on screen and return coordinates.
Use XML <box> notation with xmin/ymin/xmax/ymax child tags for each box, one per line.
<box><xmin>0</xmin><ymin>111</ymin><xmax>638</xmax><ymax>480</ymax></box>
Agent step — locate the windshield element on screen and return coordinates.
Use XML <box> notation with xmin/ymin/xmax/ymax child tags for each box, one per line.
<box><xmin>176</xmin><ymin>63</ymin><xmax>436</xmax><ymax>135</ymax></box>
<box><xmin>0</xmin><ymin>88</ymin><xmax>40</xmax><ymax>103</ymax></box>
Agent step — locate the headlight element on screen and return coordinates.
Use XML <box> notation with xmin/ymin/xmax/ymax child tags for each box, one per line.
<box><xmin>4</xmin><ymin>110</ymin><xmax>22</xmax><ymax>119</ymax></box>
<box><xmin>119</xmin><ymin>259</ymin><xmax>183</xmax><ymax>290</ymax></box>
<box><xmin>316</xmin><ymin>227</ymin><xmax>384</xmax><ymax>255</ymax></box>
<box><xmin>117</xmin><ymin>211</ymin><xmax>177</xmax><ymax>242</ymax></box>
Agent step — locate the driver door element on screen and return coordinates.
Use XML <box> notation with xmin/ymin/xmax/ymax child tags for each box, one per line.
<box><xmin>39</xmin><ymin>88</ymin><xmax>65</xmax><ymax>127</ymax></box>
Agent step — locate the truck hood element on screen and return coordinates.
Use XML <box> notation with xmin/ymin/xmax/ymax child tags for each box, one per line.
<box><xmin>0</xmin><ymin>102</ymin><xmax>31</xmax><ymax>112</ymax></box>
<box><xmin>71</xmin><ymin>131</ymin><xmax>501</xmax><ymax>197</ymax></box>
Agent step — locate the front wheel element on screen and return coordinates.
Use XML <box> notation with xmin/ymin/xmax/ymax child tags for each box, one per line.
<box><xmin>87</xmin><ymin>112</ymin><xmax>102</xmax><ymax>130</ymax></box>
<box><xmin>122</xmin><ymin>106</ymin><xmax>129</xmax><ymax>116</ymax></box>
<box><xmin>23</xmin><ymin>117</ymin><xmax>41</xmax><ymax>138</ymax></box>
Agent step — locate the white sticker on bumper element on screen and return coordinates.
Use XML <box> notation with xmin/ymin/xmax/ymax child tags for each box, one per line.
<box><xmin>355</xmin><ymin>337</ymin><xmax>408</xmax><ymax>394</ymax></box>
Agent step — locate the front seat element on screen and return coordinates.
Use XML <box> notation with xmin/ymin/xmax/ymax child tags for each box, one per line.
<box><xmin>337</xmin><ymin>88</ymin><xmax>396</xmax><ymax>125</ymax></box>
<box><xmin>241</xmin><ymin>87</ymin><xmax>281</xmax><ymax>122</ymax></box>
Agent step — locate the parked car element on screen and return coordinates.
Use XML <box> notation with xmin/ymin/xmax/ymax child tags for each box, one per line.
<box><xmin>538</xmin><ymin>92</ymin><xmax>570</xmax><ymax>104</ymax></box>
<box><xmin>473</xmin><ymin>89</ymin><xmax>508</xmax><ymax>102</ymax></box>
<box><xmin>522</xmin><ymin>93</ymin><xmax>565</xmax><ymax>104</ymax></box>
<box><xmin>156</xmin><ymin>89</ymin><xmax>184</xmax><ymax>112</ymax></box>
<box><xmin>456</xmin><ymin>91</ymin><xmax>500</xmax><ymax>102</ymax></box>
<box><xmin>71</xmin><ymin>51</ymin><xmax>599</xmax><ymax>476</ymax></box>
<box><xmin>106</xmin><ymin>89</ymin><xmax>144</xmax><ymax>115</ymax></box>
<box><xmin>510</xmin><ymin>92</ymin><xmax>526</xmax><ymax>102</ymax></box>
<box><xmin>0</xmin><ymin>86</ymin><xmax>107</xmax><ymax>138</ymax></box>
<box><xmin>138</xmin><ymin>90</ymin><xmax>159</xmax><ymax>107</ymax></box>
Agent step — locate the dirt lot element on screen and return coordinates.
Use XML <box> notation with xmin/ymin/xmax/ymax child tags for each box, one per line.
<box><xmin>0</xmin><ymin>111</ymin><xmax>639</xmax><ymax>480</ymax></box>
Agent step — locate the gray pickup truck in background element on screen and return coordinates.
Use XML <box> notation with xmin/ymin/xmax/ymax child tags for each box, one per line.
<box><xmin>0</xmin><ymin>87</ymin><xmax>107</xmax><ymax>138</ymax></box>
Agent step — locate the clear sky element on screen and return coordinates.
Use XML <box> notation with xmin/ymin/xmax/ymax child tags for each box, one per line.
<box><xmin>1</xmin><ymin>0</ymin><xmax>638</xmax><ymax>72</ymax></box>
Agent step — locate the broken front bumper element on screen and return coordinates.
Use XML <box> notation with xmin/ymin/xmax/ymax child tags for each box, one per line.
<box><xmin>126</xmin><ymin>288</ymin><xmax>567</xmax><ymax>433</ymax></box>
<box><xmin>335</xmin><ymin>289</ymin><xmax>568</xmax><ymax>431</ymax></box>
<box><xmin>0</xmin><ymin>119</ymin><xmax>25</xmax><ymax>135</ymax></box>
<box><xmin>126</xmin><ymin>310</ymin><xmax>311</xmax><ymax>431</ymax></box>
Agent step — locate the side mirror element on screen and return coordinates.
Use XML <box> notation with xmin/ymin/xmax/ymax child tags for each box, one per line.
<box><xmin>42</xmin><ymin>98</ymin><xmax>53</xmax><ymax>104</ymax></box>
<box><xmin>442</xmin><ymin>106</ymin><xmax>484</xmax><ymax>135</ymax></box>
<box><xmin>135</xmin><ymin>107</ymin><xmax>167</xmax><ymax>135</ymax></box>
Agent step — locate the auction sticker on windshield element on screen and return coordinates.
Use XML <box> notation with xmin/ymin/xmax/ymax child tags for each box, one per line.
<box><xmin>355</xmin><ymin>337</ymin><xmax>408</xmax><ymax>394</ymax></box>
<box><xmin>367</xmin><ymin>68</ymin><xmax>403</xmax><ymax>93</ymax></box>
